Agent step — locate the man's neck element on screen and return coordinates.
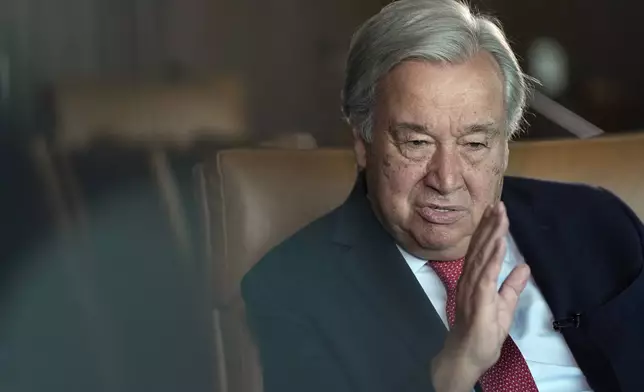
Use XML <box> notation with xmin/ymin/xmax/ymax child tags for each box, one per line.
<box><xmin>397</xmin><ymin>238</ymin><xmax>471</xmax><ymax>262</ymax></box>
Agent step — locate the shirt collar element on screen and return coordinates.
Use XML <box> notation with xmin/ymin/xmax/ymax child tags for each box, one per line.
<box><xmin>397</xmin><ymin>235</ymin><xmax>514</xmax><ymax>275</ymax></box>
<box><xmin>396</xmin><ymin>244</ymin><xmax>429</xmax><ymax>274</ymax></box>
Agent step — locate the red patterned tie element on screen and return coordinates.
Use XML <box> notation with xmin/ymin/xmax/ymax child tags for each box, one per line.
<box><xmin>428</xmin><ymin>258</ymin><xmax>539</xmax><ymax>392</ymax></box>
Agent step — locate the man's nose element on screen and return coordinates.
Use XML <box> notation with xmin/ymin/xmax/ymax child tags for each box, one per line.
<box><xmin>423</xmin><ymin>145</ymin><xmax>464</xmax><ymax>195</ymax></box>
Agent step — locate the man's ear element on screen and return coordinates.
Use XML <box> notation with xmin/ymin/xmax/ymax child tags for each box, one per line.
<box><xmin>352</xmin><ymin>128</ymin><xmax>368</xmax><ymax>169</ymax></box>
<box><xmin>502</xmin><ymin>139</ymin><xmax>509</xmax><ymax>172</ymax></box>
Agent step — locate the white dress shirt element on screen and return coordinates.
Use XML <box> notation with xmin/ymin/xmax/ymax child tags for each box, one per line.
<box><xmin>398</xmin><ymin>235</ymin><xmax>593</xmax><ymax>392</ymax></box>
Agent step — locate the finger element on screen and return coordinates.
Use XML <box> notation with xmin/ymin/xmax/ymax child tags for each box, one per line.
<box><xmin>498</xmin><ymin>264</ymin><xmax>531</xmax><ymax>312</ymax></box>
<box><xmin>474</xmin><ymin>204</ymin><xmax>497</xmax><ymax>243</ymax></box>
<box><xmin>477</xmin><ymin>236</ymin><xmax>506</xmax><ymax>304</ymax></box>
<box><xmin>478</xmin><ymin>203</ymin><xmax>509</xmax><ymax>264</ymax></box>
<box><xmin>459</xmin><ymin>205</ymin><xmax>497</xmax><ymax>295</ymax></box>
<box><xmin>464</xmin><ymin>204</ymin><xmax>497</xmax><ymax>270</ymax></box>
<box><xmin>463</xmin><ymin>203</ymin><xmax>504</xmax><ymax>283</ymax></box>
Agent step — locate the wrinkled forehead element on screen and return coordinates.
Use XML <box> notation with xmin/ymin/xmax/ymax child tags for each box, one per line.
<box><xmin>374</xmin><ymin>54</ymin><xmax>506</xmax><ymax>136</ymax></box>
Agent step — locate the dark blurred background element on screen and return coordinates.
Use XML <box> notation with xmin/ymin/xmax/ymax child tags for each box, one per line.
<box><xmin>1</xmin><ymin>0</ymin><xmax>642</xmax><ymax>391</ymax></box>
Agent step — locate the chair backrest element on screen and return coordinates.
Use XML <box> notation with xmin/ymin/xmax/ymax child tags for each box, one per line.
<box><xmin>199</xmin><ymin>149</ymin><xmax>357</xmax><ymax>307</ymax></box>
<box><xmin>39</xmin><ymin>75</ymin><xmax>249</xmax><ymax>255</ymax></box>
<box><xmin>506</xmin><ymin>133</ymin><xmax>644</xmax><ymax>218</ymax></box>
<box><xmin>53</xmin><ymin>75</ymin><xmax>247</xmax><ymax>151</ymax></box>
<box><xmin>196</xmin><ymin>149</ymin><xmax>356</xmax><ymax>392</ymax></box>
<box><xmin>198</xmin><ymin>132</ymin><xmax>644</xmax><ymax>392</ymax></box>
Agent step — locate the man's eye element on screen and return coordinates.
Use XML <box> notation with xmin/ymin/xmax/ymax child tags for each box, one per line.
<box><xmin>466</xmin><ymin>142</ymin><xmax>487</xmax><ymax>150</ymax></box>
<box><xmin>407</xmin><ymin>140</ymin><xmax>429</xmax><ymax>147</ymax></box>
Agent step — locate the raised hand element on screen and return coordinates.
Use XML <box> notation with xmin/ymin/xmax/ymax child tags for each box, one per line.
<box><xmin>431</xmin><ymin>202</ymin><xmax>531</xmax><ymax>392</ymax></box>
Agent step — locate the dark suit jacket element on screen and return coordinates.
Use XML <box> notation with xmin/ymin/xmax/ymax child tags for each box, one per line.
<box><xmin>242</xmin><ymin>175</ymin><xmax>644</xmax><ymax>392</ymax></box>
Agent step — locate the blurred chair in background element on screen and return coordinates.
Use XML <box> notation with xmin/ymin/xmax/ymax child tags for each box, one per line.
<box><xmin>32</xmin><ymin>75</ymin><xmax>248</xmax><ymax>256</ymax></box>
<box><xmin>20</xmin><ymin>74</ymin><xmax>251</xmax><ymax>392</ymax></box>
<box><xmin>21</xmin><ymin>74</ymin><xmax>321</xmax><ymax>392</ymax></box>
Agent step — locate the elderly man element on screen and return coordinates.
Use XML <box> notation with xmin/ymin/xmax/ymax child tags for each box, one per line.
<box><xmin>242</xmin><ymin>1</ymin><xmax>644</xmax><ymax>391</ymax></box>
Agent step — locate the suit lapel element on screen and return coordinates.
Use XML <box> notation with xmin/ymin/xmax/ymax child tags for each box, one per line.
<box><xmin>332</xmin><ymin>175</ymin><xmax>448</xmax><ymax>367</ymax></box>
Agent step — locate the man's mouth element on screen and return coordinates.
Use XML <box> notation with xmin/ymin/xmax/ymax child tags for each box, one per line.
<box><xmin>425</xmin><ymin>203</ymin><xmax>466</xmax><ymax>211</ymax></box>
<box><xmin>416</xmin><ymin>204</ymin><xmax>467</xmax><ymax>224</ymax></box>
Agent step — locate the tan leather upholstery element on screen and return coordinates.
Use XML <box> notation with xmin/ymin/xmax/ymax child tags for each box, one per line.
<box><xmin>197</xmin><ymin>149</ymin><xmax>356</xmax><ymax>392</ymax></box>
<box><xmin>40</xmin><ymin>76</ymin><xmax>249</xmax><ymax>255</ymax></box>
<box><xmin>200</xmin><ymin>149</ymin><xmax>357</xmax><ymax>307</ymax></box>
<box><xmin>199</xmin><ymin>133</ymin><xmax>643</xmax><ymax>392</ymax></box>
<box><xmin>258</xmin><ymin>132</ymin><xmax>318</xmax><ymax>150</ymax></box>
<box><xmin>507</xmin><ymin>133</ymin><xmax>644</xmax><ymax>218</ymax></box>
<box><xmin>53</xmin><ymin>76</ymin><xmax>247</xmax><ymax>151</ymax></box>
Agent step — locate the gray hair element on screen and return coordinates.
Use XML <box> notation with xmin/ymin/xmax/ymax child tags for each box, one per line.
<box><xmin>341</xmin><ymin>0</ymin><xmax>529</xmax><ymax>141</ymax></box>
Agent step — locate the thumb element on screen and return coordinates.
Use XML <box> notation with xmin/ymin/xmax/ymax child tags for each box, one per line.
<box><xmin>498</xmin><ymin>264</ymin><xmax>531</xmax><ymax>310</ymax></box>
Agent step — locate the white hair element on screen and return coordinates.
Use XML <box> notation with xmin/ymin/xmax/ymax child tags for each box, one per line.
<box><xmin>341</xmin><ymin>0</ymin><xmax>530</xmax><ymax>141</ymax></box>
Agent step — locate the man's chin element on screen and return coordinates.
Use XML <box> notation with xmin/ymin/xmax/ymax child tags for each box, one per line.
<box><xmin>409</xmin><ymin>225</ymin><xmax>472</xmax><ymax>257</ymax></box>
<box><xmin>415</xmin><ymin>236</ymin><xmax>461</xmax><ymax>251</ymax></box>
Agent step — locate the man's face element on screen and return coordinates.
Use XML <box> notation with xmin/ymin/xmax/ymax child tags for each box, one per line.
<box><xmin>354</xmin><ymin>52</ymin><xmax>508</xmax><ymax>260</ymax></box>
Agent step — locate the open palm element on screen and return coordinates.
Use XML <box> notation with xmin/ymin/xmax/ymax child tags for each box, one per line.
<box><xmin>448</xmin><ymin>202</ymin><xmax>531</xmax><ymax>374</ymax></box>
